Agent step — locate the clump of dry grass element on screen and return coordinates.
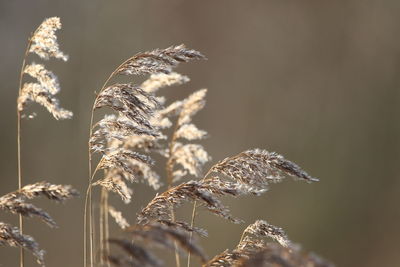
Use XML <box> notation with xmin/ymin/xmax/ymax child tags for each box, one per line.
<box><xmin>2</xmin><ymin>17</ymin><xmax>333</xmax><ymax>267</ymax></box>
<box><xmin>84</xmin><ymin>43</ymin><xmax>331</xmax><ymax>267</ymax></box>
<box><xmin>85</xmin><ymin>44</ymin><xmax>206</xmax><ymax>267</ymax></box>
<box><xmin>77</xmin><ymin>41</ymin><xmax>332</xmax><ymax>267</ymax></box>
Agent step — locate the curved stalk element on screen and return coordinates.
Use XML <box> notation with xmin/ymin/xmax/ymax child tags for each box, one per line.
<box><xmin>85</xmin><ymin>56</ymin><xmax>138</xmax><ymax>267</ymax></box>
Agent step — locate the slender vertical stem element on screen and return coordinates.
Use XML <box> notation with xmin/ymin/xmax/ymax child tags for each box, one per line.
<box><xmin>104</xmin><ymin>190</ymin><xmax>111</xmax><ymax>267</ymax></box>
<box><xmin>17</xmin><ymin>111</ymin><xmax>24</xmax><ymax>267</ymax></box>
<box><xmin>99</xmin><ymin>185</ymin><xmax>109</xmax><ymax>264</ymax></box>
<box><xmin>84</xmin><ymin>160</ymin><xmax>100</xmax><ymax>267</ymax></box>
<box><xmin>17</xmin><ymin>34</ymin><xmax>33</xmax><ymax>267</ymax></box>
<box><xmin>99</xmin><ymin>188</ymin><xmax>105</xmax><ymax>264</ymax></box>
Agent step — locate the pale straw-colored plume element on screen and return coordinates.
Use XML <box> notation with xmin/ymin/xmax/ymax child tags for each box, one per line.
<box><xmin>17</xmin><ymin>17</ymin><xmax>72</xmax><ymax>120</ymax></box>
<box><xmin>163</xmin><ymin>88</ymin><xmax>210</xmax><ymax>186</ymax></box>
<box><xmin>141</xmin><ymin>72</ymin><xmax>190</xmax><ymax>93</ymax></box>
<box><xmin>175</xmin><ymin>123</ymin><xmax>207</xmax><ymax>141</ymax></box>
<box><xmin>90</xmin><ymin>45</ymin><xmax>206</xmax><ymax>195</ymax></box>
<box><xmin>29</xmin><ymin>17</ymin><xmax>68</xmax><ymax>61</ymax></box>
<box><xmin>209</xmin><ymin>149</ymin><xmax>319</xmax><ymax>195</ymax></box>
<box><xmin>11</xmin><ymin>181</ymin><xmax>79</xmax><ymax>202</ymax></box>
<box><xmin>24</xmin><ymin>63</ymin><xmax>60</xmax><ymax>94</ymax></box>
<box><xmin>0</xmin><ymin>183</ymin><xmax>78</xmax><ymax>265</ymax></box>
<box><xmin>0</xmin><ymin>182</ymin><xmax>78</xmax><ymax>227</ymax></box>
<box><xmin>0</xmin><ymin>222</ymin><xmax>45</xmax><ymax>265</ymax></box>
<box><xmin>18</xmin><ymin>82</ymin><xmax>72</xmax><ymax>120</ymax></box>
<box><xmin>178</xmin><ymin>89</ymin><xmax>207</xmax><ymax>126</ymax></box>
<box><xmin>138</xmin><ymin>180</ymin><xmax>241</xmax><ymax>224</ymax></box>
<box><xmin>94</xmin><ymin>84</ymin><xmax>159</xmax><ymax>131</ymax></box>
<box><xmin>90</xmin><ymin>114</ymin><xmax>158</xmax><ymax>153</ymax></box>
<box><xmin>172</xmin><ymin>142</ymin><xmax>210</xmax><ymax>178</ymax></box>
<box><xmin>115</xmin><ymin>44</ymin><xmax>205</xmax><ymax>76</ymax></box>
<box><xmin>108</xmin><ymin>206</ymin><xmax>130</xmax><ymax>230</ymax></box>
<box><xmin>241</xmin><ymin>220</ymin><xmax>292</xmax><ymax>248</ymax></box>
<box><xmin>98</xmin><ymin>149</ymin><xmax>154</xmax><ymax>179</ymax></box>
<box><xmin>205</xmin><ymin>219</ymin><xmax>332</xmax><ymax>267</ymax></box>
<box><xmin>93</xmin><ymin>172</ymin><xmax>133</xmax><ymax>204</ymax></box>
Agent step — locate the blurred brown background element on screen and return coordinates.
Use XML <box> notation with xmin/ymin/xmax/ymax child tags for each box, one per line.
<box><xmin>1</xmin><ymin>0</ymin><xmax>400</xmax><ymax>266</ymax></box>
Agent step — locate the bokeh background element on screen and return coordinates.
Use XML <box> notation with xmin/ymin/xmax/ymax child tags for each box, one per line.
<box><xmin>1</xmin><ymin>0</ymin><xmax>400</xmax><ymax>266</ymax></box>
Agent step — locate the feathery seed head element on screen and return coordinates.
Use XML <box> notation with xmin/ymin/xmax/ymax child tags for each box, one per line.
<box><xmin>116</xmin><ymin>44</ymin><xmax>205</xmax><ymax>76</ymax></box>
<box><xmin>29</xmin><ymin>17</ymin><xmax>68</xmax><ymax>61</ymax></box>
<box><xmin>141</xmin><ymin>72</ymin><xmax>190</xmax><ymax>93</ymax></box>
<box><xmin>108</xmin><ymin>206</ymin><xmax>130</xmax><ymax>229</ymax></box>
<box><xmin>210</xmin><ymin>149</ymin><xmax>318</xmax><ymax>194</ymax></box>
<box><xmin>0</xmin><ymin>223</ymin><xmax>45</xmax><ymax>265</ymax></box>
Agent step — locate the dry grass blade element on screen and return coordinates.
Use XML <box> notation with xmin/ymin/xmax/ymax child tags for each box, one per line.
<box><xmin>210</xmin><ymin>149</ymin><xmax>318</xmax><ymax>194</ymax></box>
<box><xmin>138</xmin><ymin>180</ymin><xmax>241</xmax><ymax>224</ymax></box>
<box><xmin>116</xmin><ymin>44</ymin><xmax>205</xmax><ymax>76</ymax></box>
<box><xmin>108</xmin><ymin>238</ymin><xmax>162</xmax><ymax>267</ymax></box>
<box><xmin>127</xmin><ymin>223</ymin><xmax>207</xmax><ymax>263</ymax></box>
<box><xmin>0</xmin><ymin>222</ymin><xmax>45</xmax><ymax>265</ymax></box>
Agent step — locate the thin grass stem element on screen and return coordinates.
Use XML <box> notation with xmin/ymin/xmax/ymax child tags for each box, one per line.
<box><xmin>16</xmin><ymin>33</ymin><xmax>34</xmax><ymax>267</ymax></box>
